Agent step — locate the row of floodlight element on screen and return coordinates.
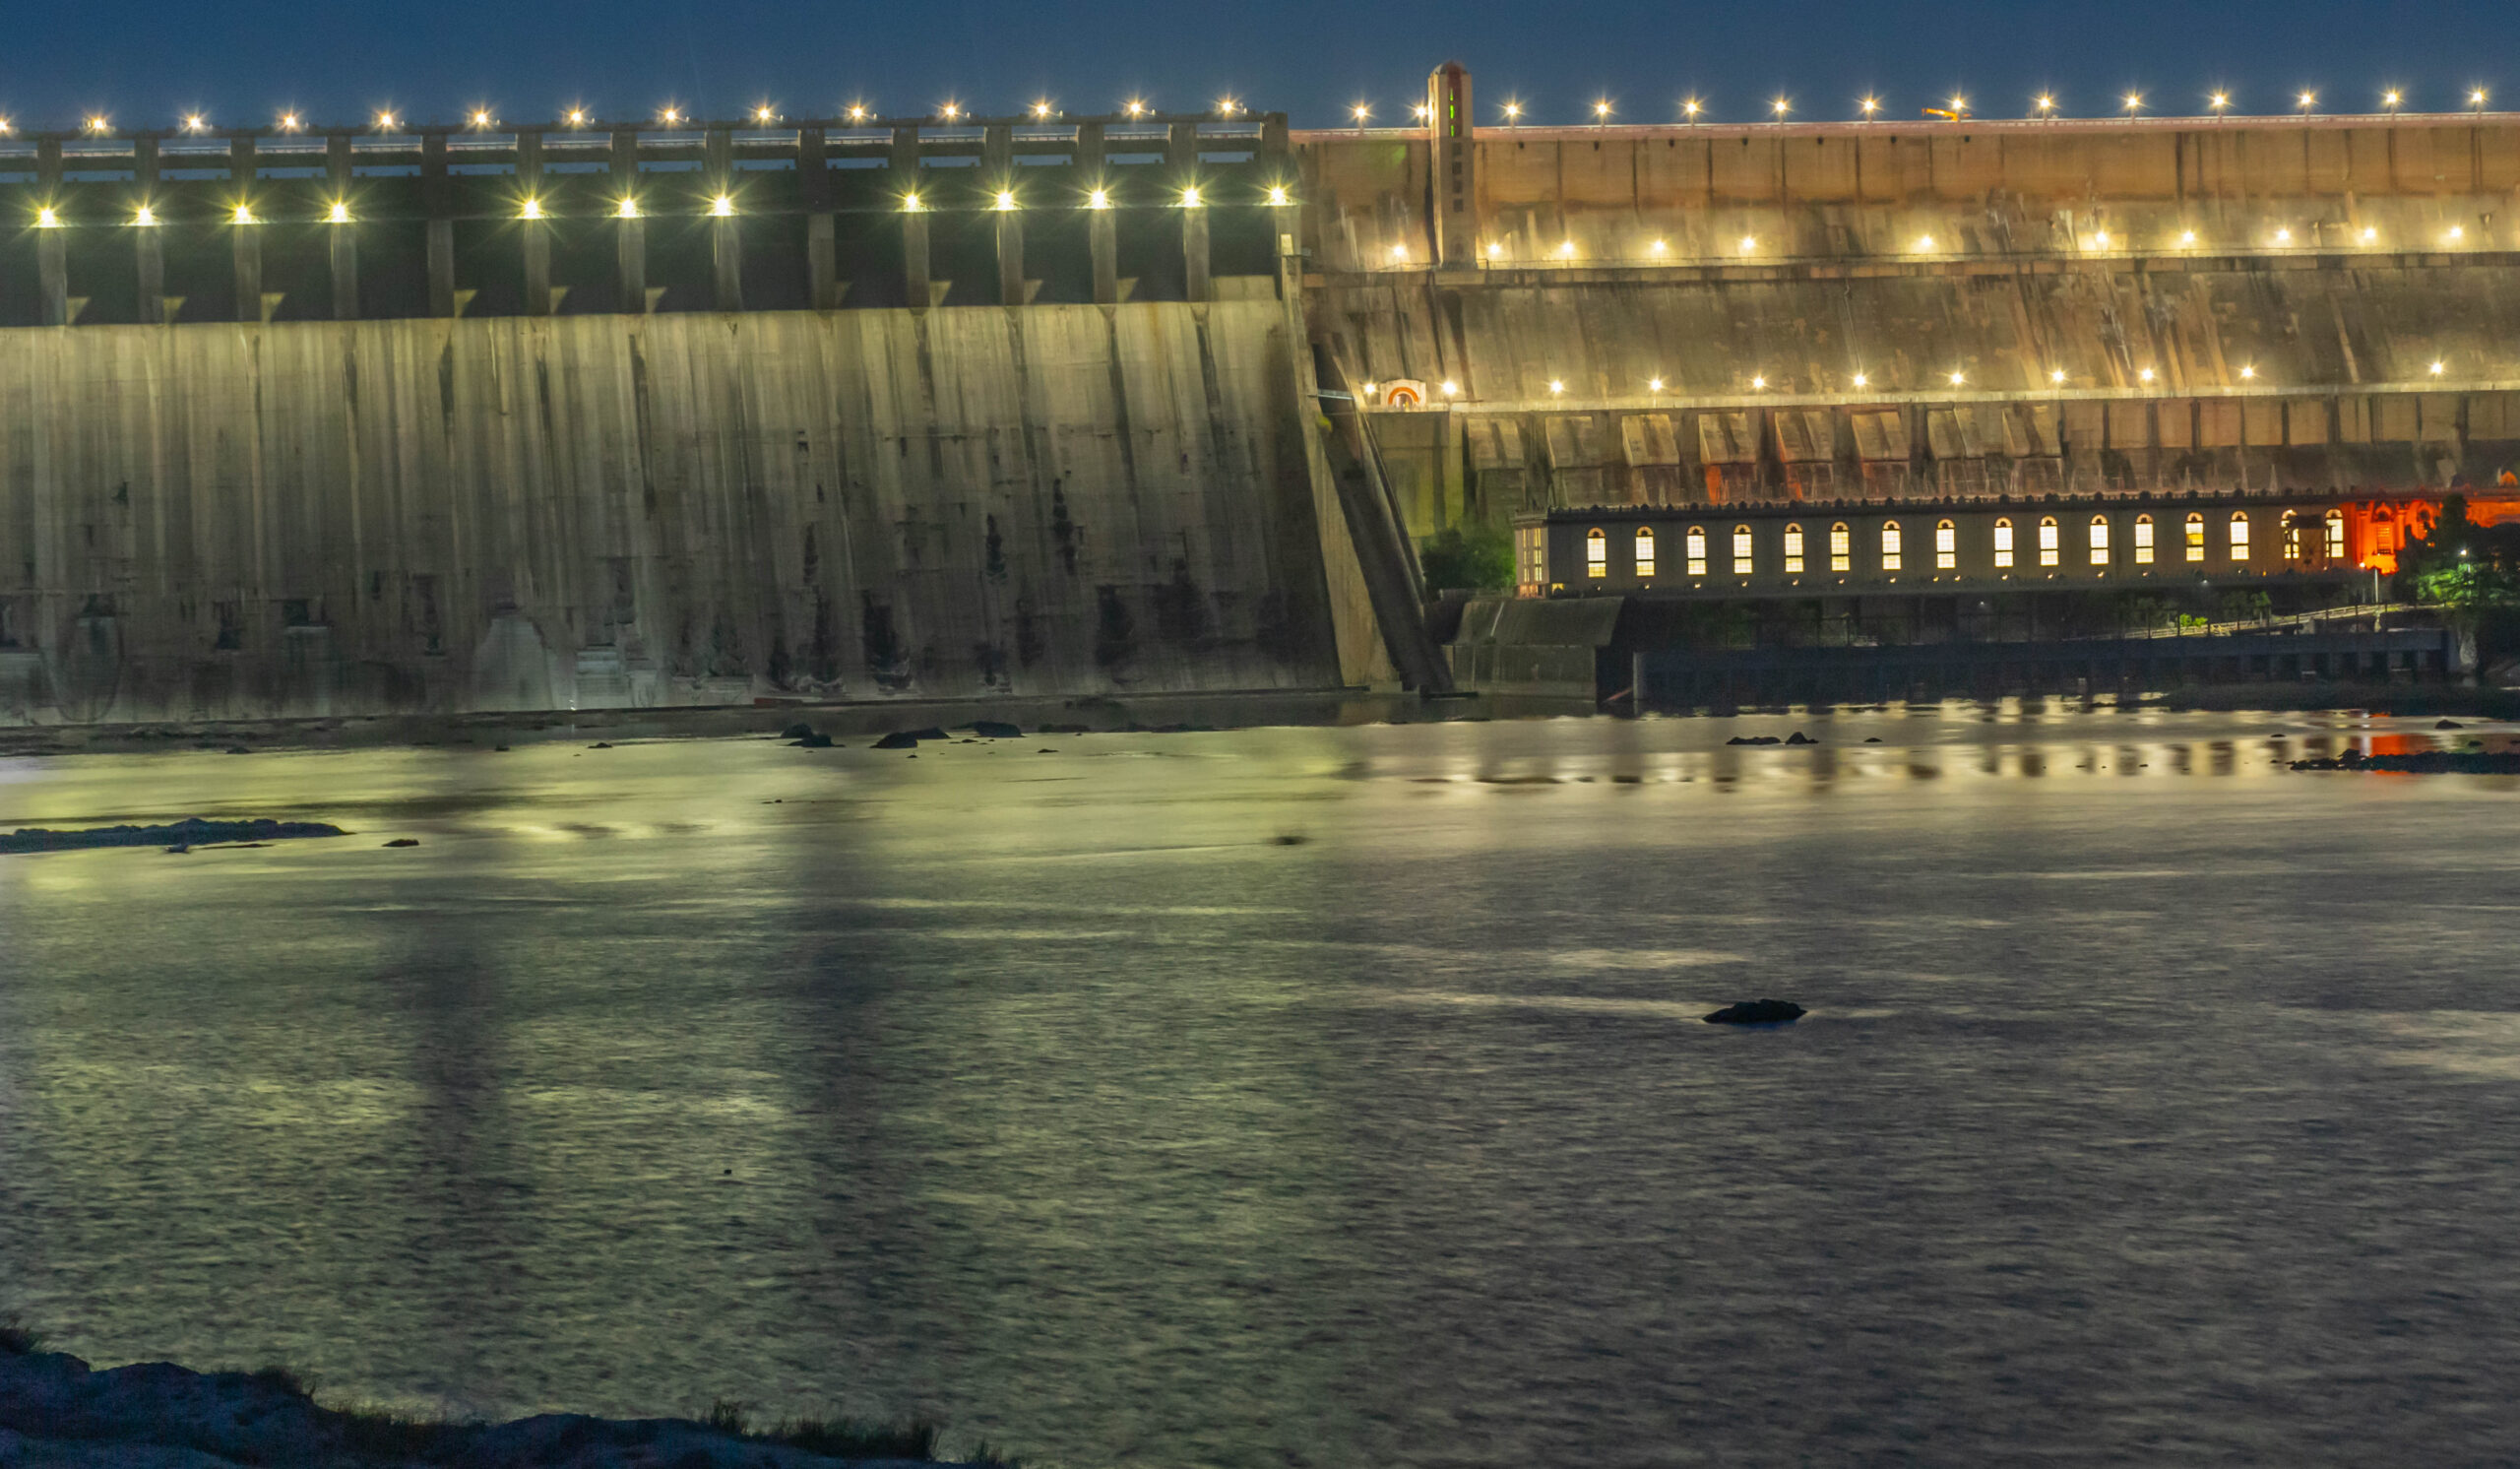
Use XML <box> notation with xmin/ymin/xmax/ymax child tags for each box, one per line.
<box><xmin>1383</xmin><ymin>221</ymin><xmax>2489</xmax><ymax>265</ymax></box>
<box><xmin>28</xmin><ymin>182</ymin><xmax>1297</xmax><ymax>227</ymax></box>
<box><xmin>0</xmin><ymin>97</ymin><xmax>1255</xmax><ymax>138</ymax></box>
<box><xmin>1358</xmin><ymin>86</ymin><xmax>2499</xmax><ymax>126</ymax></box>
<box><xmin>1373</xmin><ymin>361</ymin><xmax>2462</xmax><ymax>399</ymax></box>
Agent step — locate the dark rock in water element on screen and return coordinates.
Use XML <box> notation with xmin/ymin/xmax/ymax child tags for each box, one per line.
<box><xmin>2296</xmin><ymin>749</ymin><xmax>2520</xmax><ymax>774</ymax></box>
<box><xmin>1864</xmin><ymin>736</ymin><xmax>1882</xmax><ymax>742</ymax></box>
<box><xmin>970</xmin><ymin>720</ymin><xmax>1023</xmax><ymax>739</ymax></box>
<box><xmin>1726</xmin><ymin>734</ymin><xmax>1784</xmax><ymax>746</ymax></box>
<box><xmin>788</xmin><ymin>733</ymin><xmax>833</xmax><ymax>748</ymax></box>
<box><xmin>493</xmin><ymin>744</ymin><xmax>511</xmax><ymax>752</ymax></box>
<box><xmin>1704</xmin><ymin>998</ymin><xmax>1807</xmax><ymax>1025</ymax></box>
<box><xmin>383</xmin><ymin>838</ymin><xmax>420</xmax><ymax>848</ymax></box>
<box><xmin>778</xmin><ymin>722</ymin><xmax>817</xmax><ymax>740</ymax></box>
<box><xmin>163</xmin><ymin>845</ymin><xmax>189</xmax><ymax>856</ymax></box>
<box><xmin>1785</xmin><ymin>732</ymin><xmax>1816</xmax><ymax>745</ymax></box>
<box><xmin>589</xmin><ymin>741</ymin><xmax>613</xmax><ymax>750</ymax></box>
<box><xmin>2436</xmin><ymin>719</ymin><xmax>2466</xmax><ymax>729</ymax></box>
<box><xmin>1</xmin><ymin>818</ymin><xmax>348</xmax><ymax>857</ymax></box>
<box><xmin>871</xmin><ymin>731</ymin><xmax>921</xmax><ymax>749</ymax></box>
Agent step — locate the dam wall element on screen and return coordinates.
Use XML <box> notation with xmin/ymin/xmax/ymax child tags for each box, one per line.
<box><xmin>0</xmin><ymin>301</ymin><xmax>1346</xmax><ymax>724</ymax></box>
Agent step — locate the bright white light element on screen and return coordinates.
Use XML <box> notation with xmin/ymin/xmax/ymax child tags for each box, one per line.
<box><xmin>659</xmin><ymin>106</ymin><xmax>680</xmax><ymax>125</ymax></box>
<box><xmin>899</xmin><ymin>193</ymin><xmax>919</xmax><ymax>214</ymax></box>
<box><xmin>1860</xmin><ymin>96</ymin><xmax>1880</xmax><ymax>116</ymax></box>
<box><xmin>278</xmin><ymin>113</ymin><xmax>301</xmax><ymax>131</ymax></box>
<box><xmin>2093</xmin><ymin>230</ymin><xmax>2111</xmax><ymax>248</ymax></box>
<box><xmin>1180</xmin><ymin>186</ymin><xmax>1202</xmax><ymax>207</ymax></box>
<box><xmin>2430</xmin><ymin>360</ymin><xmax>2447</xmax><ymax>375</ymax></box>
<box><xmin>2275</xmin><ymin>227</ymin><xmax>2293</xmax><ymax>243</ymax></box>
<box><xmin>85</xmin><ymin>115</ymin><xmax>109</xmax><ymax>133</ymax></box>
<box><xmin>616</xmin><ymin>197</ymin><xmax>640</xmax><ymax>219</ymax></box>
<box><xmin>2138</xmin><ymin>367</ymin><xmax>2156</xmax><ymax>382</ymax></box>
<box><xmin>2180</xmin><ymin>229</ymin><xmax>2197</xmax><ymax>245</ymax></box>
<box><xmin>1649</xmin><ymin>238</ymin><xmax>1667</xmax><ymax>255</ymax></box>
<box><xmin>1547</xmin><ymin>379</ymin><xmax>1565</xmax><ymax>394</ymax></box>
<box><xmin>567</xmin><ymin>109</ymin><xmax>589</xmax><ymax>127</ymax></box>
<box><xmin>2239</xmin><ymin>365</ymin><xmax>2256</xmax><ymax>379</ymax></box>
<box><xmin>518</xmin><ymin>198</ymin><xmax>542</xmax><ymax>221</ymax></box>
<box><xmin>1127</xmin><ymin>99</ymin><xmax>1149</xmax><ymax>118</ymax></box>
<box><xmin>1738</xmin><ymin>234</ymin><xmax>1757</xmax><ymax>253</ymax></box>
<box><xmin>1557</xmin><ymin>240</ymin><xmax>1576</xmax><ymax>258</ymax></box>
<box><xmin>472</xmin><ymin>109</ymin><xmax>495</xmax><ymax>128</ymax></box>
<box><xmin>1412</xmin><ymin>103</ymin><xmax>1430</xmax><ymax>121</ymax></box>
<box><xmin>2474</xmin><ymin>88</ymin><xmax>2489</xmax><ymax>106</ymax></box>
<box><xmin>1852</xmin><ymin>371</ymin><xmax>1868</xmax><ymax>388</ymax></box>
<box><xmin>1750</xmin><ymin>375</ymin><xmax>1768</xmax><ymax>390</ymax></box>
<box><xmin>1266</xmin><ymin>185</ymin><xmax>1291</xmax><ymax>206</ymax></box>
<box><xmin>2362</xmin><ymin>226</ymin><xmax>2378</xmax><ymax>242</ymax></box>
<box><xmin>36</xmin><ymin>207</ymin><xmax>58</xmax><ymax>228</ymax></box>
<box><xmin>1949</xmin><ymin>95</ymin><xmax>1968</xmax><ymax>112</ymax></box>
<box><xmin>327</xmin><ymin>201</ymin><xmax>350</xmax><ymax>224</ymax></box>
<box><xmin>232</xmin><ymin>203</ymin><xmax>256</xmax><ymax>224</ymax></box>
<box><xmin>1915</xmin><ymin>234</ymin><xmax>1935</xmax><ymax>251</ymax></box>
<box><xmin>1682</xmin><ymin>98</ymin><xmax>1703</xmax><ymax>118</ymax></box>
<box><xmin>1351</xmin><ymin>102</ymin><xmax>1370</xmax><ymax>123</ymax></box>
<box><xmin>1440</xmin><ymin>380</ymin><xmax>1459</xmax><ymax>396</ymax></box>
<box><xmin>848</xmin><ymin>104</ymin><xmax>868</xmax><ymax>122</ymax></box>
<box><xmin>1771</xmin><ymin>97</ymin><xmax>1790</xmax><ymax>116</ymax></box>
<box><xmin>1596</xmin><ymin>99</ymin><xmax>1613</xmax><ymax>118</ymax></box>
<box><xmin>1648</xmin><ymin>376</ymin><xmax>1665</xmax><ymax>391</ymax></box>
<box><xmin>2123</xmin><ymin>93</ymin><xmax>2144</xmax><ymax>113</ymax></box>
<box><xmin>1948</xmin><ymin>370</ymin><xmax>1966</xmax><ymax>386</ymax></box>
<box><xmin>2447</xmin><ymin>224</ymin><xmax>2466</xmax><ymax>241</ymax></box>
<box><xmin>2036</xmin><ymin>95</ymin><xmax>2056</xmax><ymax>112</ymax></box>
<box><xmin>1502</xmin><ymin>100</ymin><xmax>1523</xmax><ymax>120</ymax></box>
<box><xmin>134</xmin><ymin>206</ymin><xmax>157</xmax><ymax>226</ymax></box>
<box><xmin>1087</xmin><ymin>188</ymin><xmax>1110</xmax><ymax>210</ymax></box>
<box><xmin>754</xmin><ymin>105</ymin><xmax>777</xmax><ymax>124</ymax></box>
<box><xmin>2299</xmin><ymin>92</ymin><xmax>2317</xmax><ymax>110</ymax></box>
<box><xmin>183</xmin><ymin>114</ymin><xmax>206</xmax><ymax>133</ymax></box>
<box><xmin>2050</xmin><ymin>368</ymin><xmax>2066</xmax><ymax>383</ymax></box>
<box><xmin>1390</xmin><ymin>241</ymin><xmax>1409</xmax><ymax>260</ymax></box>
<box><xmin>995</xmin><ymin>190</ymin><xmax>1018</xmax><ymax>211</ymax></box>
<box><xmin>375</xmin><ymin>111</ymin><xmax>399</xmax><ymax>131</ymax></box>
<box><xmin>2210</xmin><ymin>93</ymin><xmax>2230</xmax><ymax>110</ymax></box>
<box><xmin>1033</xmin><ymin>100</ymin><xmax>1054</xmax><ymax>119</ymax></box>
<box><xmin>1217</xmin><ymin>97</ymin><xmax>1238</xmax><ymax>116</ymax></box>
<box><xmin>2383</xmin><ymin>90</ymin><xmax>2402</xmax><ymax>109</ymax></box>
<box><xmin>939</xmin><ymin>102</ymin><xmax>961</xmax><ymax>120</ymax></box>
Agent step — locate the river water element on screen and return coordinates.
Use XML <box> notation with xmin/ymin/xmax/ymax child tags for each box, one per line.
<box><xmin>2</xmin><ymin>706</ymin><xmax>2517</xmax><ymax>1466</ymax></box>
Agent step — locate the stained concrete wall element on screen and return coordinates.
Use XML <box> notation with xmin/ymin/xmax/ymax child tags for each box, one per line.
<box><xmin>0</xmin><ymin>303</ymin><xmax>1344</xmax><ymax>724</ymax></box>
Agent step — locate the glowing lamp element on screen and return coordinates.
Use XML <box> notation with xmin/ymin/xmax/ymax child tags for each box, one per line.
<box><xmin>1948</xmin><ymin>370</ymin><xmax>1966</xmax><ymax>386</ymax></box>
<box><xmin>2239</xmin><ymin>365</ymin><xmax>2256</xmax><ymax>380</ymax></box>
<box><xmin>472</xmin><ymin>109</ymin><xmax>494</xmax><ymax>128</ymax></box>
<box><xmin>2430</xmin><ymin>360</ymin><xmax>2447</xmax><ymax>375</ymax></box>
<box><xmin>1750</xmin><ymin>375</ymin><xmax>1768</xmax><ymax>390</ymax></box>
<box><xmin>1852</xmin><ymin>372</ymin><xmax>1869</xmax><ymax>388</ymax></box>
<box><xmin>1440</xmin><ymin>381</ymin><xmax>1459</xmax><ymax>396</ymax></box>
<box><xmin>2049</xmin><ymin>368</ymin><xmax>2066</xmax><ymax>383</ymax></box>
<box><xmin>279</xmin><ymin>113</ymin><xmax>301</xmax><ymax>131</ymax></box>
<box><xmin>1087</xmin><ymin>188</ymin><xmax>1110</xmax><ymax>210</ymax></box>
<box><xmin>36</xmin><ymin>207</ymin><xmax>58</xmax><ymax>228</ymax></box>
<box><xmin>995</xmin><ymin>190</ymin><xmax>1018</xmax><ymax>211</ymax></box>
<box><xmin>1267</xmin><ymin>185</ymin><xmax>1291</xmax><ymax>206</ymax></box>
<box><xmin>327</xmin><ymin>202</ymin><xmax>350</xmax><ymax>224</ymax></box>
<box><xmin>1547</xmin><ymin>380</ymin><xmax>1565</xmax><ymax>395</ymax></box>
<box><xmin>616</xmin><ymin>198</ymin><xmax>641</xmax><ymax>219</ymax></box>
<box><xmin>134</xmin><ymin>206</ymin><xmax>157</xmax><ymax>226</ymax></box>
<box><xmin>1180</xmin><ymin>186</ymin><xmax>1203</xmax><ymax>208</ymax></box>
<box><xmin>1648</xmin><ymin>377</ymin><xmax>1664</xmax><ymax>391</ymax></box>
<box><xmin>518</xmin><ymin>198</ymin><xmax>542</xmax><ymax>220</ymax></box>
<box><xmin>232</xmin><ymin>203</ymin><xmax>256</xmax><ymax>224</ymax></box>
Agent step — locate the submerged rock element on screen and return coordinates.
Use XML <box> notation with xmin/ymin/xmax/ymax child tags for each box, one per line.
<box><xmin>788</xmin><ymin>733</ymin><xmax>834</xmax><ymax>748</ymax></box>
<box><xmin>871</xmin><ymin>732</ymin><xmax>921</xmax><ymax>750</ymax></box>
<box><xmin>0</xmin><ymin>818</ymin><xmax>347</xmax><ymax>857</ymax></box>
<box><xmin>383</xmin><ymin>839</ymin><xmax>420</xmax><ymax>849</ymax></box>
<box><xmin>969</xmin><ymin>721</ymin><xmax>1023</xmax><ymax>739</ymax></box>
<box><xmin>1703</xmin><ymin>998</ymin><xmax>1807</xmax><ymax>1025</ymax></box>
<box><xmin>1726</xmin><ymin>735</ymin><xmax>1783</xmax><ymax>746</ymax></box>
<box><xmin>2294</xmin><ymin>749</ymin><xmax>2520</xmax><ymax>774</ymax></box>
<box><xmin>778</xmin><ymin>722</ymin><xmax>818</xmax><ymax>740</ymax></box>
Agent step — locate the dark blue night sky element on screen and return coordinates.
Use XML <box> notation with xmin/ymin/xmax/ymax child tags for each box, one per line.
<box><xmin>6</xmin><ymin>0</ymin><xmax>2515</xmax><ymax>131</ymax></box>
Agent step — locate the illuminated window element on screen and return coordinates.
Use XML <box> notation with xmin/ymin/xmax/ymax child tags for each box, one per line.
<box><xmin>1732</xmin><ymin>524</ymin><xmax>1753</xmax><ymax>574</ymax></box>
<box><xmin>1685</xmin><ymin>525</ymin><xmax>1708</xmax><ymax>576</ymax></box>
<box><xmin>1784</xmin><ymin>523</ymin><xmax>1805</xmax><ymax>574</ymax></box>
<box><xmin>2325</xmin><ymin>509</ymin><xmax>2346</xmax><ymax>560</ymax></box>
<box><xmin>2185</xmin><ymin>511</ymin><xmax>2206</xmax><ymax>562</ymax></box>
<box><xmin>1829</xmin><ymin>522</ymin><xmax>1851</xmax><ymax>572</ymax></box>
<box><xmin>2134</xmin><ymin>514</ymin><xmax>2155</xmax><ymax>564</ymax></box>
<box><xmin>1880</xmin><ymin>520</ymin><xmax>1904</xmax><ymax>571</ymax></box>
<box><xmin>2282</xmin><ymin>511</ymin><xmax>2303</xmax><ymax>561</ymax></box>
<box><xmin>1993</xmin><ymin>517</ymin><xmax>2015</xmax><ymax>569</ymax></box>
<box><xmin>2089</xmin><ymin>514</ymin><xmax>2110</xmax><ymax>565</ymax></box>
<box><xmin>1586</xmin><ymin>527</ymin><xmax>1607</xmax><ymax>578</ymax></box>
<box><xmin>1934</xmin><ymin>519</ymin><xmax>1956</xmax><ymax>570</ymax></box>
<box><xmin>1515</xmin><ymin>526</ymin><xmax>1547</xmax><ymax>588</ymax></box>
<box><xmin>2038</xmin><ymin>516</ymin><xmax>2059</xmax><ymax>567</ymax></box>
<box><xmin>2230</xmin><ymin>511</ymin><xmax>2250</xmax><ymax>561</ymax></box>
<box><xmin>1634</xmin><ymin>527</ymin><xmax>1657</xmax><ymax>578</ymax></box>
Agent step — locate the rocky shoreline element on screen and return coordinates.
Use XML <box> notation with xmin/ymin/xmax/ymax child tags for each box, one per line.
<box><xmin>0</xmin><ymin>1339</ymin><xmax>996</xmax><ymax>1469</ymax></box>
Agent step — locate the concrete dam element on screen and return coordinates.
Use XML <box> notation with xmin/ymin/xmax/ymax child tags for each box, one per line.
<box><xmin>6</xmin><ymin>67</ymin><xmax>2519</xmax><ymax>723</ymax></box>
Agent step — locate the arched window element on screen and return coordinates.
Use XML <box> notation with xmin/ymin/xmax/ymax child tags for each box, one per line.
<box><xmin>1684</xmin><ymin>525</ymin><xmax>1708</xmax><ymax>576</ymax></box>
<box><xmin>2325</xmin><ymin>508</ymin><xmax>2346</xmax><ymax>560</ymax></box>
<box><xmin>1829</xmin><ymin>522</ymin><xmax>1852</xmax><ymax>572</ymax></box>
<box><xmin>1784</xmin><ymin>523</ymin><xmax>1806</xmax><ymax>574</ymax></box>
<box><xmin>2089</xmin><ymin>514</ymin><xmax>2110</xmax><ymax>565</ymax></box>
<box><xmin>1993</xmin><ymin>517</ymin><xmax>2015</xmax><ymax>569</ymax></box>
<box><xmin>1586</xmin><ymin>527</ymin><xmax>1607</xmax><ymax>578</ymax></box>
<box><xmin>2229</xmin><ymin>510</ymin><xmax>2251</xmax><ymax>561</ymax></box>
<box><xmin>1732</xmin><ymin>524</ymin><xmax>1753</xmax><ymax>574</ymax></box>
<box><xmin>1935</xmin><ymin>519</ymin><xmax>1957</xmax><ymax>570</ymax></box>
<box><xmin>2185</xmin><ymin>511</ymin><xmax>2205</xmax><ymax>562</ymax></box>
<box><xmin>2038</xmin><ymin>516</ymin><xmax>2060</xmax><ymax>567</ymax></box>
<box><xmin>1880</xmin><ymin>520</ymin><xmax>1904</xmax><ymax>571</ymax></box>
<box><xmin>2134</xmin><ymin>513</ymin><xmax>2156</xmax><ymax>565</ymax></box>
<box><xmin>2281</xmin><ymin>511</ymin><xmax>2303</xmax><ymax>561</ymax></box>
<box><xmin>1634</xmin><ymin>527</ymin><xmax>1657</xmax><ymax>578</ymax></box>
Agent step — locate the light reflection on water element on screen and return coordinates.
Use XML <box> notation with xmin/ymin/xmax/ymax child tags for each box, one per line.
<box><xmin>2</xmin><ymin>706</ymin><xmax>2519</xmax><ymax>1466</ymax></box>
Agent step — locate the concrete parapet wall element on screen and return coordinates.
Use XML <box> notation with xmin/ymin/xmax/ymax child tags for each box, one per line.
<box><xmin>1300</xmin><ymin>120</ymin><xmax>2520</xmax><ymax>271</ymax></box>
<box><xmin>0</xmin><ymin>303</ymin><xmax>1342</xmax><ymax>724</ymax></box>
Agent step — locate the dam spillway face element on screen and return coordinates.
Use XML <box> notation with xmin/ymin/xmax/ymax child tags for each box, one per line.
<box><xmin>3</xmin><ymin>75</ymin><xmax>2516</xmax><ymax>720</ymax></box>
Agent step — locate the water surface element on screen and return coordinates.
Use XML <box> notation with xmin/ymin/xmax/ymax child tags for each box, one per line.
<box><xmin>2</xmin><ymin>706</ymin><xmax>2516</xmax><ymax>1466</ymax></box>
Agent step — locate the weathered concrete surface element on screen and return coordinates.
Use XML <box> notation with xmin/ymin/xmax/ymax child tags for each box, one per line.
<box><xmin>0</xmin><ymin>304</ymin><xmax>1345</xmax><ymax>725</ymax></box>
